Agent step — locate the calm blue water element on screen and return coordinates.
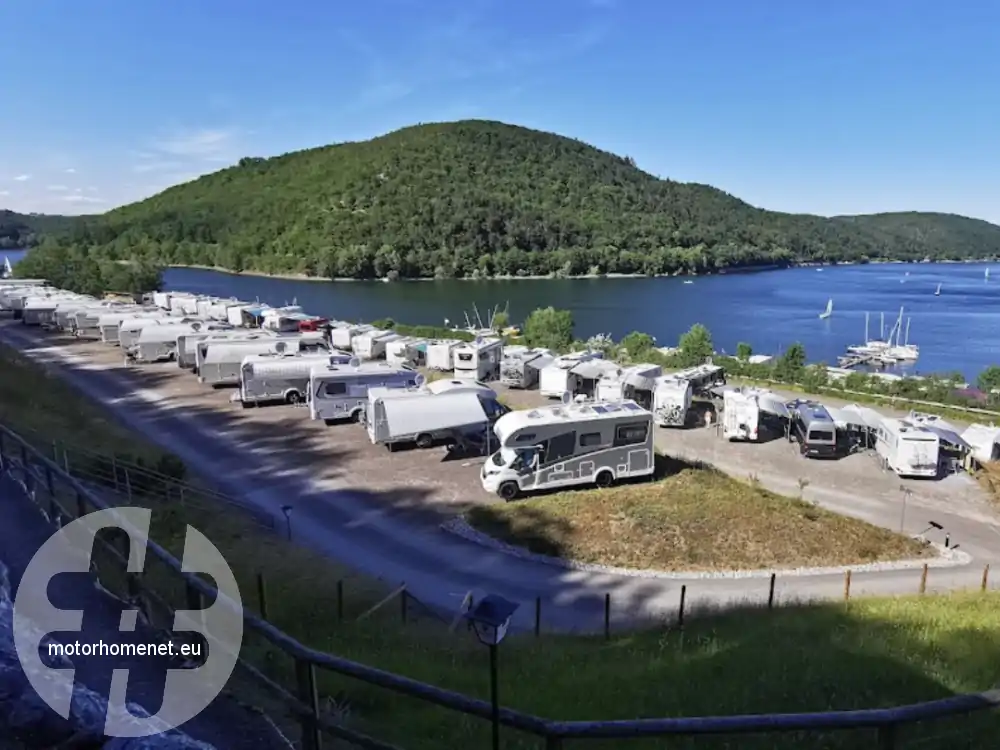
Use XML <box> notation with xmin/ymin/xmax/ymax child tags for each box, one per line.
<box><xmin>7</xmin><ymin>249</ymin><xmax>999</xmax><ymax>379</ymax></box>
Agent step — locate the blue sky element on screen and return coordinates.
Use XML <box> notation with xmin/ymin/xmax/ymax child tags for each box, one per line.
<box><xmin>2</xmin><ymin>0</ymin><xmax>998</xmax><ymax>221</ymax></box>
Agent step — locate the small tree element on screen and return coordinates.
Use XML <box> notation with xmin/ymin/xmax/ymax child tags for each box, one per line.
<box><xmin>736</xmin><ymin>342</ymin><xmax>753</xmax><ymax>360</ymax></box>
<box><xmin>977</xmin><ymin>365</ymin><xmax>1000</xmax><ymax>394</ymax></box>
<box><xmin>523</xmin><ymin>307</ymin><xmax>574</xmax><ymax>352</ymax></box>
<box><xmin>774</xmin><ymin>342</ymin><xmax>806</xmax><ymax>382</ymax></box>
<box><xmin>621</xmin><ymin>331</ymin><xmax>655</xmax><ymax>360</ymax></box>
<box><xmin>491</xmin><ymin>310</ymin><xmax>510</xmax><ymax>334</ymax></box>
<box><xmin>678</xmin><ymin>324</ymin><xmax>713</xmax><ymax>366</ymax></box>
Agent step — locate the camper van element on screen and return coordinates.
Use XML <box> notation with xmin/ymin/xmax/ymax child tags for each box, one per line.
<box><xmin>876</xmin><ymin>419</ymin><xmax>940</xmax><ymax>478</ymax></box>
<box><xmin>366</xmin><ymin>383</ymin><xmax>508</xmax><ymax>450</ymax></box>
<box><xmin>538</xmin><ymin>351</ymin><xmax>606</xmax><ymax>398</ymax></box>
<box><xmin>308</xmin><ymin>361</ymin><xmax>419</xmax><ymax>423</ymax></box>
<box><xmin>385</xmin><ymin>337</ymin><xmax>428</xmax><ymax>368</ymax></box>
<box><xmin>790</xmin><ymin>402</ymin><xmax>839</xmax><ymax>458</ymax></box>
<box><xmin>452</xmin><ymin>337</ymin><xmax>503</xmax><ymax>381</ymax></box>
<box><xmin>425</xmin><ymin>339</ymin><xmax>463</xmax><ymax>371</ymax></box>
<box><xmin>199</xmin><ymin>335</ymin><xmax>327</xmax><ymax>386</ymax></box>
<box><xmin>482</xmin><ymin>398</ymin><xmax>655</xmax><ymax>500</ymax></box>
<box><xmin>239</xmin><ymin>349</ymin><xmax>352</xmax><ymax>407</ymax></box>
<box><xmin>352</xmin><ymin>329</ymin><xmax>401</xmax><ymax>361</ymax></box>
<box><xmin>499</xmin><ymin>347</ymin><xmax>555</xmax><ymax>389</ymax></box>
<box><xmin>127</xmin><ymin>322</ymin><xmax>209</xmax><ymax>364</ymax></box>
<box><xmin>652</xmin><ymin>377</ymin><xmax>693</xmax><ymax>427</ymax></box>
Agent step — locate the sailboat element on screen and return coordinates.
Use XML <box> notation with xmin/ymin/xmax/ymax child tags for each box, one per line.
<box><xmin>884</xmin><ymin>307</ymin><xmax>919</xmax><ymax>362</ymax></box>
<box><xmin>1</xmin><ymin>256</ymin><xmax>11</xmax><ymax>278</ymax></box>
<box><xmin>934</xmin><ymin>283</ymin><xmax>941</xmax><ymax>296</ymax></box>
<box><xmin>819</xmin><ymin>299</ymin><xmax>833</xmax><ymax>319</ymax></box>
<box><xmin>848</xmin><ymin>312</ymin><xmax>892</xmax><ymax>356</ymax></box>
<box><xmin>987</xmin><ymin>268</ymin><xmax>991</xmax><ymax>281</ymax></box>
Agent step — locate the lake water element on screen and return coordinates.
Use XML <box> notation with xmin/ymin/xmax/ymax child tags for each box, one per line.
<box><xmin>7</xmin><ymin>249</ymin><xmax>998</xmax><ymax>379</ymax></box>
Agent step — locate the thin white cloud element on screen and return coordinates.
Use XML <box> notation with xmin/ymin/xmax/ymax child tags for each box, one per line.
<box><xmin>13</xmin><ymin>174</ymin><xmax>31</xmax><ymax>182</ymax></box>
<box><xmin>0</xmin><ymin>190</ymin><xmax>9</xmax><ymax>197</ymax></box>
<box><xmin>62</xmin><ymin>194</ymin><xmax>105</xmax><ymax>204</ymax></box>
<box><xmin>153</xmin><ymin>129</ymin><xmax>234</xmax><ymax>159</ymax></box>
<box><xmin>86</xmin><ymin>186</ymin><xmax>98</xmax><ymax>192</ymax></box>
<box><xmin>65</xmin><ymin>168</ymin><xmax>77</xmax><ymax>174</ymax></box>
<box><xmin>47</xmin><ymin>185</ymin><xmax>69</xmax><ymax>192</ymax></box>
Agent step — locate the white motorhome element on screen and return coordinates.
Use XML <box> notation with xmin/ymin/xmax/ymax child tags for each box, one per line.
<box><xmin>385</xmin><ymin>337</ymin><xmax>428</xmax><ymax>368</ymax></box>
<box><xmin>127</xmin><ymin>321</ymin><xmax>211</xmax><ymax>364</ymax></box>
<box><xmin>652</xmin><ymin>377</ymin><xmax>692</xmax><ymax>428</ymax></box>
<box><xmin>723</xmin><ymin>388</ymin><xmax>791</xmax><ymax>442</ymax></box>
<box><xmin>353</xmin><ymin>329</ymin><xmax>401</xmax><ymax>361</ymax></box>
<box><xmin>452</xmin><ymin>337</ymin><xmax>503</xmax><ymax>381</ymax></box>
<box><xmin>366</xmin><ymin>383</ymin><xmax>508</xmax><ymax>450</ymax></box>
<box><xmin>482</xmin><ymin>398</ymin><xmax>655</xmax><ymax>500</ymax></box>
<box><xmin>425</xmin><ymin>339</ymin><xmax>463</xmax><ymax>371</ymax></box>
<box><xmin>308</xmin><ymin>361</ymin><xmax>419</xmax><ymax>423</ymax></box>
<box><xmin>499</xmin><ymin>347</ymin><xmax>555</xmax><ymax>389</ymax></box>
<box><xmin>538</xmin><ymin>351</ymin><xmax>606</xmax><ymax>399</ymax></box>
<box><xmin>722</xmin><ymin>389</ymin><xmax>761</xmax><ymax>441</ymax></box>
<box><xmin>875</xmin><ymin>418</ymin><xmax>940</xmax><ymax>478</ymax></box>
<box><xmin>595</xmin><ymin>364</ymin><xmax>662</xmax><ymax>407</ymax></box>
<box><xmin>329</xmin><ymin>324</ymin><xmax>376</xmax><ymax>351</ymax></box>
<box><xmin>238</xmin><ymin>349</ymin><xmax>352</xmax><ymax>407</ymax></box>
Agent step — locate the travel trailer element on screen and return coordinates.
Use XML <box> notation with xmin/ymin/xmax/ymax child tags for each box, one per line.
<box><xmin>538</xmin><ymin>351</ymin><xmax>605</xmax><ymax>398</ymax></box>
<box><xmin>482</xmin><ymin>397</ymin><xmax>655</xmax><ymax>500</ymax></box>
<box><xmin>385</xmin><ymin>337</ymin><xmax>428</xmax><ymax>368</ymax></box>
<box><xmin>118</xmin><ymin>316</ymin><xmax>183</xmax><ymax>350</ymax></box>
<box><xmin>238</xmin><ymin>348</ymin><xmax>352</xmax><ymax>407</ymax></box>
<box><xmin>366</xmin><ymin>383</ymin><xmax>508</xmax><ymax>450</ymax></box>
<box><xmin>789</xmin><ymin>401</ymin><xmax>839</xmax><ymax>458</ymax></box>
<box><xmin>98</xmin><ymin>311</ymin><xmax>163</xmax><ymax>345</ymax></box>
<box><xmin>199</xmin><ymin>336</ymin><xmax>327</xmax><ymax>386</ymax></box>
<box><xmin>352</xmin><ymin>329</ymin><xmax>402</xmax><ymax>361</ymax></box>
<box><xmin>652</xmin><ymin>377</ymin><xmax>692</xmax><ymax>428</ymax></box>
<box><xmin>596</xmin><ymin>364</ymin><xmax>662</xmax><ymax>407</ymax></box>
<box><xmin>452</xmin><ymin>337</ymin><xmax>503</xmax><ymax>381</ymax></box>
<box><xmin>329</xmin><ymin>324</ymin><xmax>376</xmax><ymax>350</ymax></box>
<box><xmin>722</xmin><ymin>389</ymin><xmax>761</xmax><ymax>441</ymax></box>
<box><xmin>72</xmin><ymin>304</ymin><xmax>139</xmax><ymax>338</ymax></box>
<box><xmin>425</xmin><ymin>339</ymin><xmax>463</xmax><ymax>371</ymax></box>
<box><xmin>261</xmin><ymin>306</ymin><xmax>306</xmax><ymax>332</ymax></box>
<box><xmin>875</xmin><ymin>419</ymin><xmax>940</xmax><ymax>478</ymax></box>
<box><xmin>499</xmin><ymin>346</ymin><xmax>555</xmax><ymax>389</ymax></box>
<box><xmin>194</xmin><ymin>332</ymin><xmax>325</xmax><ymax>374</ymax></box>
<box><xmin>308</xmin><ymin>360</ymin><xmax>419</xmax><ymax>423</ymax></box>
<box><xmin>127</xmin><ymin>321</ymin><xmax>211</xmax><ymax>364</ymax></box>
<box><xmin>186</xmin><ymin>331</ymin><xmax>274</xmax><ymax>371</ymax></box>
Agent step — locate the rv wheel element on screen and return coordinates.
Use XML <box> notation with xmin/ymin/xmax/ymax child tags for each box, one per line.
<box><xmin>286</xmin><ymin>391</ymin><xmax>302</xmax><ymax>405</ymax></box>
<box><xmin>415</xmin><ymin>433</ymin><xmax>434</xmax><ymax>449</ymax></box>
<box><xmin>595</xmin><ymin>470</ymin><xmax>615</xmax><ymax>489</ymax></box>
<box><xmin>498</xmin><ymin>482</ymin><xmax>519</xmax><ymax>501</ymax></box>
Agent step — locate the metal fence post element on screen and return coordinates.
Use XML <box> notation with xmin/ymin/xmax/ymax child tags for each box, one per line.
<box><xmin>295</xmin><ymin>658</ymin><xmax>322</xmax><ymax>750</ymax></box>
<box><xmin>767</xmin><ymin>573</ymin><xmax>776</xmax><ymax>609</ymax></box>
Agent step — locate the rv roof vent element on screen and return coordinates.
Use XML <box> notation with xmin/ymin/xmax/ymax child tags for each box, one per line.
<box><xmin>274</xmin><ymin>341</ymin><xmax>288</xmax><ymax>354</ymax></box>
<box><xmin>526</xmin><ymin>409</ymin><xmax>542</xmax><ymax>419</ymax></box>
<box><xmin>560</xmin><ymin>391</ymin><xmax>573</xmax><ymax>405</ymax></box>
<box><xmin>348</xmin><ymin>356</ymin><xmax>361</xmax><ymax>369</ymax></box>
<box><xmin>414</xmin><ymin>373</ymin><xmax>426</xmax><ymax>387</ymax></box>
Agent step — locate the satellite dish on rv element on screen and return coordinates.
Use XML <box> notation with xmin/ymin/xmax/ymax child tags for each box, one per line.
<box><xmin>190</xmin><ymin>321</ymin><xmax>202</xmax><ymax>332</ymax></box>
<box><xmin>414</xmin><ymin>373</ymin><xmax>426</xmax><ymax>387</ymax></box>
<box><xmin>348</xmin><ymin>356</ymin><xmax>361</xmax><ymax>369</ymax></box>
<box><xmin>274</xmin><ymin>341</ymin><xmax>288</xmax><ymax>354</ymax></box>
<box><xmin>560</xmin><ymin>391</ymin><xmax>573</xmax><ymax>405</ymax></box>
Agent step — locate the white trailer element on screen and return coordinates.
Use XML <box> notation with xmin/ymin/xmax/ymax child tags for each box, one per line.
<box><xmin>127</xmin><ymin>321</ymin><xmax>209</xmax><ymax>364</ymax></box>
<box><xmin>308</xmin><ymin>361</ymin><xmax>419</xmax><ymax>423</ymax></box>
<box><xmin>425</xmin><ymin>339</ymin><xmax>463</xmax><ymax>371</ymax></box>
<box><xmin>722</xmin><ymin>389</ymin><xmax>761</xmax><ymax>441</ymax></box>
<box><xmin>875</xmin><ymin>418</ymin><xmax>940</xmax><ymax>478</ymax></box>
<box><xmin>152</xmin><ymin>291</ymin><xmax>172</xmax><ymax>309</ymax></box>
<box><xmin>652</xmin><ymin>377</ymin><xmax>692</xmax><ymax>427</ymax></box>
<box><xmin>353</xmin><ymin>330</ymin><xmax>402</xmax><ymax>360</ymax></box>
<box><xmin>538</xmin><ymin>351</ymin><xmax>605</xmax><ymax>399</ymax></box>
<box><xmin>482</xmin><ymin>397</ymin><xmax>655</xmax><ymax>500</ymax></box>
<box><xmin>329</xmin><ymin>324</ymin><xmax>376</xmax><ymax>350</ymax></box>
<box><xmin>53</xmin><ymin>299</ymin><xmax>101</xmax><ymax>330</ymax></box>
<box><xmin>98</xmin><ymin>311</ymin><xmax>162</xmax><ymax>344</ymax></box>
<box><xmin>595</xmin><ymin>364</ymin><xmax>662</xmax><ymax>405</ymax></box>
<box><xmin>74</xmin><ymin>305</ymin><xmax>141</xmax><ymax>338</ymax></box>
<box><xmin>499</xmin><ymin>347</ymin><xmax>555</xmax><ymax>389</ymax></box>
<box><xmin>452</xmin><ymin>337</ymin><xmax>503</xmax><ymax>381</ymax></box>
<box><xmin>366</xmin><ymin>385</ymin><xmax>507</xmax><ymax>450</ymax></box>
<box><xmin>385</xmin><ymin>337</ymin><xmax>428</xmax><ymax>368</ymax></box>
<box><xmin>238</xmin><ymin>350</ymin><xmax>352</xmax><ymax>407</ymax></box>
<box><xmin>192</xmin><ymin>331</ymin><xmax>280</xmax><ymax>372</ymax></box>
<box><xmin>199</xmin><ymin>339</ymin><xmax>297</xmax><ymax>386</ymax></box>
<box><xmin>119</xmin><ymin>315</ymin><xmax>184</xmax><ymax>350</ymax></box>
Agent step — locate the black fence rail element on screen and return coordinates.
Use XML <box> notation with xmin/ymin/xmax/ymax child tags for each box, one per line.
<box><xmin>1</xmin><ymin>423</ymin><xmax>998</xmax><ymax>750</ymax></box>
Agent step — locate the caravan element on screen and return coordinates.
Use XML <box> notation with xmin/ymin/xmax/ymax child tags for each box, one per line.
<box><xmin>352</xmin><ymin>329</ymin><xmax>402</xmax><ymax>361</ymax></box>
<box><xmin>499</xmin><ymin>347</ymin><xmax>555</xmax><ymax>389</ymax></box>
<box><xmin>239</xmin><ymin>348</ymin><xmax>352</xmax><ymax>407</ymax></box>
<box><xmin>653</xmin><ymin>377</ymin><xmax>692</xmax><ymax>428</ymax></box>
<box><xmin>98</xmin><ymin>311</ymin><xmax>163</xmax><ymax>345</ymax></box>
<box><xmin>722</xmin><ymin>389</ymin><xmax>760</xmax><ymax>441</ymax></box>
<box><xmin>188</xmin><ymin>331</ymin><xmax>275</xmax><ymax>371</ymax></box>
<box><xmin>425</xmin><ymin>339</ymin><xmax>463</xmax><ymax>371</ymax></box>
<box><xmin>127</xmin><ymin>321</ymin><xmax>214</xmax><ymax>364</ymax></box>
<box><xmin>385</xmin><ymin>337</ymin><xmax>428</xmax><ymax>368</ymax></box>
<box><xmin>452</xmin><ymin>337</ymin><xmax>503</xmax><ymax>381</ymax></box>
<box><xmin>876</xmin><ymin>419</ymin><xmax>940</xmax><ymax>478</ymax></box>
<box><xmin>329</xmin><ymin>324</ymin><xmax>376</xmax><ymax>351</ymax></box>
<box><xmin>308</xmin><ymin>361</ymin><xmax>419</xmax><ymax>423</ymax></box>
<box><xmin>482</xmin><ymin>398</ymin><xmax>655</xmax><ymax>500</ymax></box>
<box><xmin>538</xmin><ymin>351</ymin><xmax>605</xmax><ymax>398</ymax></box>
<box><xmin>596</xmin><ymin>364</ymin><xmax>662</xmax><ymax>407</ymax></box>
<box><xmin>199</xmin><ymin>334</ymin><xmax>328</xmax><ymax>386</ymax></box>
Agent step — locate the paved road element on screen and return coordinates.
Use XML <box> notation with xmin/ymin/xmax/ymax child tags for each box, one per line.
<box><xmin>1</xmin><ymin>321</ymin><xmax>997</xmax><ymax>635</ymax></box>
<box><xmin>0</xmin><ymin>473</ymin><xmax>290</xmax><ymax>749</ymax></box>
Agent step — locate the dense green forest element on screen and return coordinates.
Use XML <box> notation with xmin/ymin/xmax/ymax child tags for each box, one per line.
<box><xmin>0</xmin><ymin>210</ymin><xmax>85</xmax><ymax>249</ymax></box>
<box><xmin>18</xmin><ymin>120</ymin><xmax>1000</xmax><ymax>280</ymax></box>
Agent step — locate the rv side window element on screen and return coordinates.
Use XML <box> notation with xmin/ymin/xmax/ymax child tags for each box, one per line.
<box><xmin>580</xmin><ymin>432</ymin><xmax>603</xmax><ymax>447</ymax></box>
<box><xmin>808</xmin><ymin>429</ymin><xmax>834</xmax><ymax>442</ymax></box>
<box><xmin>544</xmin><ymin>432</ymin><xmax>577</xmax><ymax>464</ymax></box>
<box><xmin>514</xmin><ymin>433</ymin><xmax>537</xmax><ymax>443</ymax></box>
<box><xmin>321</xmin><ymin>381</ymin><xmax>348</xmax><ymax>397</ymax></box>
<box><xmin>457</xmin><ymin>353</ymin><xmax>473</xmax><ymax>362</ymax></box>
<box><xmin>614</xmin><ymin>422</ymin><xmax>649</xmax><ymax>446</ymax></box>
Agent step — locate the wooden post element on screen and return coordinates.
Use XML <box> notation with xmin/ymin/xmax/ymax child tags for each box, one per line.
<box><xmin>295</xmin><ymin>658</ymin><xmax>322</xmax><ymax>750</ymax></box>
<box><xmin>982</xmin><ymin>564</ymin><xmax>990</xmax><ymax>592</ymax></box>
<box><xmin>603</xmin><ymin>593</ymin><xmax>611</xmax><ymax>640</ymax></box>
<box><xmin>336</xmin><ymin>579</ymin><xmax>344</xmax><ymax>622</ymax></box>
<box><xmin>534</xmin><ymin>597</ymin><xmax>541</xmax><ymax>637</ymax></box>
<box><xmin>256</xmin><ymin>572</ymin><xmax>268</xmax><ymax>620</ymax></box>
<box><xmin>919</xmin><ymin>563</ymin><xmax>929</xmax><ymax>595</ymax></box>
<box><xmin>400</xmin><ymin>585</ymin><xmax>408</xmax><ymax>625</ymax></box>
<box><xmin>677</xmin><ymin>585</ymin><xmax>687</xmax><ymax>629</ymax></box>
<box><xmin>767</xmin><ymin>573</ymin><xmax>776</xmax><ymax>609</ymax></box>
<box><xmin>844</xmin><ymin>570</ymin><xmax>852</xmax><ymax>602</ymax></box>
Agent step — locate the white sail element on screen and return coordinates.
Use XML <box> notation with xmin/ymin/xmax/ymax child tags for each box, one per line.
<box><xmin>934</xmin><ymin>283</ymin><xmax>941</xmax><ymax>296</ymax></box>
<box><xmin>2</xmin><ymin>256</ymin><xmax>11</xmax><ymax>277</ymax></box>
<box><xmin>819</xmin><ymin>298</ymin><xmax>833</xmax><ymax>319</ymax></box>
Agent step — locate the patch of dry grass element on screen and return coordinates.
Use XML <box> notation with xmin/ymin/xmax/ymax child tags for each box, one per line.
<box><xmin>466</xmin><ymin>459</ymin><xmax>931</xmax><ymax>571</ymax></box>
<box><xmin>979</xmin><ymin>462</ymin><xmax>1000</xmax><ymax>506</ymax></box>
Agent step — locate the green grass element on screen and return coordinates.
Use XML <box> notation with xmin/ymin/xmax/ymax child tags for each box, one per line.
<box><xmin>3</xmin><ymin>341</ymin><xmax>998</xmax><ymax>749</ymax></box>
<box><xmin>466</xmin><ymin>458</ymin><xmax>930</xmax><ymax>571</ymax></box>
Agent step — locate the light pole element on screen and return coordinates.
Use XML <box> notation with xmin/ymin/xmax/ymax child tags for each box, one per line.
<box><xmin>465</xmin><ymin>594</ymin><xmax>520</xmax><ymax>750</ymax></box>
<box><xmin>281</xmin><ymin>504</ymin><xmax>293</xmax><ymax>541</ymax></box>
<box><xmin>898</xmin><ymin>485</ymin><xmax>912</xmax><ymax>533</ymax></box>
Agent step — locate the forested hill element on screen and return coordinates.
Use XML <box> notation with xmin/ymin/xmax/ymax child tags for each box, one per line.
<box><xmin>0</xmin><ymin>210</ymin><xmax>82</xmax><ymax>249</ymax></box>
<box><xmin>44</xmin><ymin>120</ymin><xmax>1000</xmax><ymax>279</ymax></box>
<box><xmin>833</xmin><ymin>212</ymin><xmax>1000</xmax><ymax>254</ymax></box>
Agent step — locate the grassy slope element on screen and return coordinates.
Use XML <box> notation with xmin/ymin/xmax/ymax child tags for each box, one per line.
<box><xmin>1</xmin><ymin>341</ymin><xmax>997</xmax><ymax>748</ymax></box>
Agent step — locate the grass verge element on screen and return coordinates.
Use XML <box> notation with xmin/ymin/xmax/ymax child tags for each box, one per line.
<box><xmin>466</xmin><ymin>457</ymin><xmax>931</xmax><ymax>571</ymax></box>
<box><xmin>3</xmin><ymin>339</ymin><xmax>997</xmax><ymax>749</ymax></box>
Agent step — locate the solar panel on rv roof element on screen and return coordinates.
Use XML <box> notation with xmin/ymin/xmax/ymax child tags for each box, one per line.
<box><xmin>623</xmin><ymin>402</ymin><xmax>641</xmax><ymax>411</ymax></box>
<box><xmin>592</xmin><ymin>405</ymin><xmax>608</xmax><ymax>413</ymax></box>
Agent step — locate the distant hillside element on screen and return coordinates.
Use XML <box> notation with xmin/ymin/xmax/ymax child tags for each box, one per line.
<box><xmin>0</xmin><ymin>209</ymin><xmax>82</xmax><ymax>249</ymax></box>
<box><xmin>834</xmin><ymin>212</ymin><xmax>1000</xmax><ymax>256</ymax></box>
<box><xmin>39</xmin><ymin>120</ymin><xmax>1000</xmax><ymax>279</ymax></box>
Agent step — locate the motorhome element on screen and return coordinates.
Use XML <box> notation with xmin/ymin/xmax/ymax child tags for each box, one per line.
<box><xmin>452</xmin><ymin>337</ymin><xmax>503</xmax><ymax>381</ymax></box>
<box><xmin>127</xmin><ymin>322</ymin><xmax>210</xmax><ymax>364</ymax></box>
<box><xmin>385</xmin><ymin>337</ymin><xmax>428</xmax><ymax>368</ymax></box>
<box><xmin>499</xmin><ymin>347</ymin><xmax>555</xmax><ymax>389</ymax></box>
<box><xmin>789</xmin><ymin>401</ymin><xmax>839</xmax><ymax>458</ymax></box>
<box><xmin>722</xmin><ymin>389</ymin><xmax>761</xmax><ymax>441</ymax></box>
<box><xmin>366</xmin><ymin>384</ymin><xmax>508</xmax><ymax>450</ymax></box>
<box><xmin>538</xmin><ymin>351</ymin><xmax>605</xmax><ymax>398</ymax></box>
<box><xmin>329</xmin><ymin>324</ymin><xmax>376</xmax><ymax>351</ymax></box>
<box><xmin>596</xmin><ymin>364</ymin><xmax>662</xmax><ymax>406</ymax></box>
<box><xmin>191</xmin><ymin>331</ymin><xmax>280</xmax><ymax>373</ymax></box>
<box><xmin>238</xmin><ymin>349</ymin><xmax>352</xmax><ymax>407</ymax></box>
<box><xmin>482</xmin><ymin>398</ymin><xmax>655</xmax><ymax>500</ymax></box>
<box><xmin>308</xmin><ymin>361</ymin><xmax>419</xmax><ymax>423</ymax></box>
<box><xmin>671</xmin><ymin>364</ymin><xmax>727</xmax><ymax>394</ymax></box>
<box><xmin>875</xmin><ymin>419</ymin><xmax>940</xmax><ymax>478</ymax></box>
<box><xmin>425</xmin><ymin>339</ymin><xmax>463</xmax><ymax>371</ymax></box>
<box><xmin>652</xmin><ymin>377</ymin><xmax>692</xmax><ymax>427</ymax></box>
<box><xmin>353</xmin><ymin>329</ymin><xmax>402</xmax><ymax>361</ymax></box>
